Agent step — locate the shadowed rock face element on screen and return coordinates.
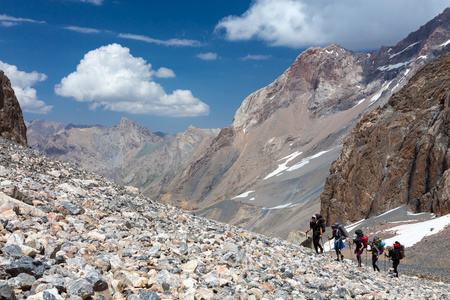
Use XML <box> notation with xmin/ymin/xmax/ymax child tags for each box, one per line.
<box><xmin>0</xmin><ymin>71</ymin><xmax>27</xmax><ymax>147</ymax></box>
<box><xmin>321</xmin><ymin>52</ymin><xmax>450</xmax><ymax>225</ymax></box>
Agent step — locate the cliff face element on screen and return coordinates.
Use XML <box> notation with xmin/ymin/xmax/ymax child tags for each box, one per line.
<box><xmin>0</xmin><ymin>71</ymin><xmax>27</xmax><ymax>147</ymax></box>
<box><xmin>321</xmin><ymin>52</ymin><xmax>450</xmax><ymax>224</ymax></box>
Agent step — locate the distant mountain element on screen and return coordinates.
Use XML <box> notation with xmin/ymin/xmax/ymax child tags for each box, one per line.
<box><xmin>27</xmin><ymin>118</ymin><xmax>220</xmax><ymax>191</ymax></box>
<box><xmin>27</xmin><ymin>118</ymin><xmax>169</xmax><ymax>177</ymax></box>
<box><xmin>321</xmin><ymin>51</ymin><xmax>450</xmax><ymax>225</ymax></box>
<box><xmin>148</xmin><ymin>8</ymin><xmax>450</xmax><ymax>238</ymax></box>
<box><xmin>0</xmin><ymin>71</ymin><xmax>27</xmax><ymax>146</ymax></box>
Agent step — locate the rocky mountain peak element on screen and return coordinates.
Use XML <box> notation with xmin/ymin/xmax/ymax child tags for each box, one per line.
<box><xmin>0</xmin><ymin>71</ymin><xmax>27</xmax><ymax>147</ymax></box>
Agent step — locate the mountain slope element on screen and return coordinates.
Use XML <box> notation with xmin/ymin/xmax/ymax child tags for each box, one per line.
<box><xmin>151</xmin><ymin>8</ymin><xmax>450</xmax><ymax>238</ymax></box>
<box><xmin>321</xmin><ymin>51</ymin><xmax>450</xmax><ymax>225</ymax></box>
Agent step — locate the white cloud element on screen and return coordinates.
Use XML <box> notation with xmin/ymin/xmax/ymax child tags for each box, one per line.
<box><xmin>118</xmin><ymin>33</ymin><xmax>204</xmax><ymax>47</ymax></box>
<box><xmin>215</xmin><ymin>0</ymin><xmax>450</xmax><ymax>50</ymax></box>
<box><xmin>0</xmin><ymin>14</ymin><xmax>45</xmax><ymax>27</ymax></box>
<box><xmin>63</xmin><ymin>26</ymin><xmax>101</xmax><ymax>34</ymax></box>
<box><xmin>197</xmin><ymin>52</ymin><xmax>218</xmax><ymax>60</ymax></box>
<box><xmin>76</xmin><ymin>0</ymin><xmax>104</xmax><ymax>5</ymax></box>
<box><xmin>54</xmin><ymin>43</ymin><xmax>209</xmax><ymax>117</ymax></box>
<box><xmin>0</xmin><ymin>61</ymin><xmax>52</xmax><ymax>114</ymax></box>
<box><xmin>242</xmin><ymin>54</ymin><xmax>271</xmax><ymax>61</ymax></box>
<box><xmin>155</xmin><ymin>67</ymin><xmax>176</xmax><ymax>78</ymax></box>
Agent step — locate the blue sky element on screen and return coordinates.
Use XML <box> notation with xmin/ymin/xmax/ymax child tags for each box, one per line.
<box><xmin>1</xmin><ymin>0</ymin><xmax>448</xmax><ymax>134</ymax></box>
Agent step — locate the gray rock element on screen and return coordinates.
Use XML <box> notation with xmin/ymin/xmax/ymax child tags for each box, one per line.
<box><xmin>0</xmin><ymin>280</ymin><xmax>16</xmax><ymax>300</ymax></box>
<box><xmin>62</xmin><ymin>201</ymin><xmax>85</xmax><ymax>215</ymax></box>
<box><xmin>7</xmin><ymin>273</ymin><xmax>36</xmax><ymax>290</ymax></box>
<box><xmin>67</xmin><ymin>278</ymin><xmax>94</xmax><ymax>299</ymax></box>
<box><xmin>84</xmin><ymin>271</ymin><xmax>108</xmax><ymax>291</ymax></box>
<box><xmin>138</xmin><ymin>290</ymin><xmax>161</xmax><ymax>300</ymax></box>
<box><xmin>1</xmin><ymin>244</ymin><xmax>24</xmax><ymax>259</ymax></box>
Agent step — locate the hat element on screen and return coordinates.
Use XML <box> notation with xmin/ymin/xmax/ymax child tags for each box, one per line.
<box><xmin>311</xmin><ymin>215</ymin><xmax>316</xmax><ymax>219</ymax></box>
<box><xmin>331</xmin><ymin>225</ymin><xmax>337</xmax><ymax>229</ymax></box>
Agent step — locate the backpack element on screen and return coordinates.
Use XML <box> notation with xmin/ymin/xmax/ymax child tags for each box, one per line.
<box><xmin>394</xmin><ymin>242</ymin><xmax>405</xmax><ymax>259</ymax></box>
<box><xmin>315</xmin><ymin>214</ymin><xmax>326</xmax><ymax>233</ymax></box>
<box><xmin>360</xmin><ymin>236</ymin><xmax>369</xmax><ymax>248</ymax></box>
<box><xmin>335</xmin><ymin>223</ymin><xmax>349</xmax><ymax>238</ymax></box>
<box><xmin>373</xmin><ymin>237</ymin><xmax>383</xmax><ymax>249</ymax></box>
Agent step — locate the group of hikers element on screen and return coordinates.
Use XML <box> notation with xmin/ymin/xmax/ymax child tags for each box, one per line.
<box><xmin>306</xmin><ymin>214</ymin><xmax>405</xmax><ymax>277</ymax></box>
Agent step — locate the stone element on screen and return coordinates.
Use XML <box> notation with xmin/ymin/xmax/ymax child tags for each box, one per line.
<box><xmin>62</xmin><ymin>201</ymin><xmax>85</xmax><ymax>215</ymax></box>
<box><xmin>67</xmin><ymin>278</ymin><xmax>94</xmax><ymax>299</ymax></box>
<box><xmin>84</xmin><ymin>271</ymin><xmax>108</xmax><ymax>292</ymax></box>
<box><xmin>7</xmin><ymin>272</ymin><xmax>36</xmax><ymax>290</ymax></box>
<box><xmin>1</xmin><ymin>244</ymin><xmax>24</xmax><ymax>259</ymax></box>
<box><xmin>181</xmin><ymin>260</ymin><xmax>198</xmax><ymax>274</ymax></box>
<box><xmin>0</xmin><ymin>280</ymin><xmax>16</xmax><ymax>300</ymax></box>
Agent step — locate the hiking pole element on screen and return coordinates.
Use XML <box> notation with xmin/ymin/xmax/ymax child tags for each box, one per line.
<box><xmin>329</xmin><ymin>239</ymin><xmax>332</xmax><ymax>258</ymax></box>
<box><xmin>320</xmin><ymin>237</ymin><xmax>325</xmax><ymax>255</ymax></box>
<box><xmin>365</xmin><ymin>249</ymin><xmax>368</xmax><ymax>268</ymax></box>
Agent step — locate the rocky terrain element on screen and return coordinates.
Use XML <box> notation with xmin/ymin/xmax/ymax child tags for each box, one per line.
<box><xmin>0</xmin><ymin>71</ymin><xmax>27</xmax><ymax>147</ymax></box>
<box><xmin>321</xmin><ymin>49</ymin><xmax>450</xmax><ymax>225</ymax></box>
<box><xmin>0</xmin><ymin>137</ymin><xmax>449</xmax><ymax>300</ymax></box>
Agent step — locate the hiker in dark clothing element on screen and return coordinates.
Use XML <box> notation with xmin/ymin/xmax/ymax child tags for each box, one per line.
<box><xmin>306</xmin><ymin>215</ymin><xmax>323</xmax><ymax>254</ymax></box>
<box><xmin>385</xmin><ymin>244</ymin><xmax>401</xmax><ymax>277</ymax></box>
<box><xmin>351</xmin><ymin>233</ymin><xmax>365</xmax><ymax>267</ymax></box>
<box><xmin>328</xmin><ymin>224</ymin><xmax>345</xmax><ymax>261</ymax></box>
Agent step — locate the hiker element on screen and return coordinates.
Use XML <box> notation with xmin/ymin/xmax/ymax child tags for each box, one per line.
<box><xmin>385</xmin><ymin>242</ymin><xmax>403</xmax><ymax>277</ymax></box>
<box><xmin>370</xmin><ymin>237</ymin><xmax>385</xmax><ymax>271</ymax></box>
<box><xmin>328</xmin><ymin>223</ymin><xmax>345</xmax><ymax>261</ymax></box>
<box><xmin>305</xmin><ymin>215</ymin><xmax>323</xmax><ymax>254</ymax></box>
<box><xmin>351</xmin><ymin>229</ymin><xmax>367</xmax><ymax>267</ymax></box>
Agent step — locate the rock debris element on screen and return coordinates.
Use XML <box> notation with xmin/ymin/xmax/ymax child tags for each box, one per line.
<box><xmin>0</xmin><ymin>137</ymin><xmax>448</xmax><ymax>299</ymax></box>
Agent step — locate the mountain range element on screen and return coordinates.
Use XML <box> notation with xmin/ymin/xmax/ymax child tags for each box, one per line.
<box><xmin>25</xmin><ymin>8</ymin><xmax>450</xmax><ymax>239</ymax></box>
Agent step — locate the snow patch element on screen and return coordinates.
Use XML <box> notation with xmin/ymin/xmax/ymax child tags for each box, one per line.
<box><xmin>353</xmin><ymin>98</ymin><xmax>366</xmax><ymax>108</ymax></box>
<box><xmin>384</xmin><ymin>214</ymin><xmax>450</xmax><ymax>247</ymax></box>
<box><xmin>232</xmin><ymin>190</ymin><xmax>254</xmax><ymax>199</ymax></box>
<box><xmin>389</xmin><ymin>41</ymin><xmax>420</xmax><ymax>59</ymax></box>
<box><xmin>377</xmin><ymin>58</ymin><xmax>414</xmax><ymax>72</ymax></box>
<box><xmin>369</xmin><ymin>80</ymin><xmax>393</xmax><ymax>106</ymax></box>
<box><xmin>263</xmin><ymin>202</ymin><xmax>299</xmax><ymax>210</ymax></box>
<box><xmin>440</xmin><ymin>39</ymin><xmax>450</xmax><ymax>47</ymax></box>
<box><xmin>288</xmin><ymin>150</ymin><xmax>331</xmax><ymax>172</ymax></box>
<box><xmin>264</xmin><ymin>151</ymin><xmax>302</xmax><ymax>179</ymax></box>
